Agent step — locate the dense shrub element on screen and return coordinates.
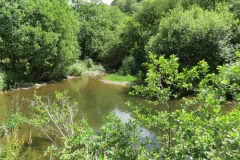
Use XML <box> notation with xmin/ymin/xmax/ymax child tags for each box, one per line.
<box><xmin>67</xmin><ymin>59</ymin><xmax>105</xmax><ymax>76</ymax></box>
<box><xmin>83</xmin><ymin>58</ymin><xmax>94</xmax><ymax>68</ymax></box>
<box><xmin>1</xmin><ymin>110</ymin><xmax>26</xmax><ymax>134</ymax></box>
<box><xmin>67</xmin><ymin>62</ymin><xmax>85</xmax><ymax>77</ymax></box>
<box><xmin>147</xmin><ymin>6</ymin><xmax>235</xmax><ymax>72</ymax></box>
<box><xmin>118</xmin><ymin>55</ymin><xmax>138</xmax><ymax>76</ymax></box>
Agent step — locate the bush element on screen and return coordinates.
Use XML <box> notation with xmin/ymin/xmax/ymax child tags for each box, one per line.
<box><xmin>147</xmin><ymin>6</ymin><xmax>235</xmax><ymax>72</ymax></box>
<box><xmin>67</xmin><ymin>61</ymin><xmax>85</xmax><ymax>76</ymax></box>
<box><xmin>118</xmin><ymin>56</ymin><xmax>138</xmax><ymax>76</ymax></box>
<box><xmin>67</xmin><ymin>59</ymin><xmax>105</xmax><ymax>76</ymax></box>
<box><xmin>91</xmin><ymin>64</ymin><xmax>105</xmax><ymax>72</ymax></box>
<box><xmin>83</xmin><ymin>58</ymin><xmax>94</xmax><ymax>68</ymax></box>
<box><xmin>0</xmin><ymin>110</ymin><xmax>25</xmax><ymax>159</ymax></box>
<box><xmin>2</xmin><ymin>111</ymin><xmax>26</xmax><ymax>133</ymax></box>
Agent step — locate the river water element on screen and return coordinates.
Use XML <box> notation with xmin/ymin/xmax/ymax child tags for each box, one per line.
<box><xmin>0</xmin><ymin>75</ymin><xmax>160</xmax><ymax>159</ymax></box>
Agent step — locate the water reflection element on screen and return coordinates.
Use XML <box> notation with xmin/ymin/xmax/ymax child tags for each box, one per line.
<box><xmin>0</xmin><ymin>75</ymin><xmax>160</xmax><ymax>159</ymax></box>
<box><xmin>113</xmin><ymin>107</ymin><xmax>155</xmax><ymax>139</ymax></box>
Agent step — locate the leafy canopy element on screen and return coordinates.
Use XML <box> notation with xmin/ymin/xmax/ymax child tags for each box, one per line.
<box><xmin>0</xmin><ymin>0</ymin><xmax>79</xmax><ymax>85</ymax></box>
<box><xmin>147</xmin><ymin>5</ymin><xmax>235</xmax><ymax>72</ymax></box>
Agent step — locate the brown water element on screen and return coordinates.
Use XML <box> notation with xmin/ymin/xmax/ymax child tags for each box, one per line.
<box><xmin>0</xmin><ymin>75</ymin><xmax>159</xmax><ymax>159</ymax></box>
<box><xmin>1</xmin><ymin>75</ymin><xmax>235</xmax><ymax>159</ymax></box>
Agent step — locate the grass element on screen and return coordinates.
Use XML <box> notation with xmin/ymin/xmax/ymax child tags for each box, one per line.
<box><xmin>103</xmin><ymin>74</ymin><xmax>138</xmax><ymax>82</ymax></box>
<box><xmin>0</xmin><ymin>128</ymin><xmax>23</xmax><ymax>160</ymax></box>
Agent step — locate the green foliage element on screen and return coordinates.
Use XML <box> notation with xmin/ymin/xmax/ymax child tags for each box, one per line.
<box><xmin>180</xmin><ymin>0</ymin><xmax>231</xmax><ymax>10</ymax></box>
<box><xmin>45</xmin><ymin>113</ymin><xmax>157</xmax><ymax>160</ymax></box>
<box><xmin>118</xmin><ymin>55</ymin><xmax>138</xmax><ymax>76</ymax></box>
<box><xmin>90</xmin><ymin>63</ymin><xmax>105</xmax><ymax>72</ymax></box>
<box><xmin>229</xmin><ymin>0</ymin><xmax>240</xmax><ymax>19</ymax></box>
<box><xmin>0</xmin><ymin>109</ymin><xmax>25</xmax><ymax>159</ymax></box>
<box><xmin>102</xmin><ymin>17</ymin><xmax>143</xmax><ymax>69</ymax></box>
<box><xmin>225</xmin><ymin>51</ymin><xmax>240</xmax><ymax>85</ymax></box>
<box><xmin>135</xmin><ymin>0</ymin><xmax>178</xmax><ymax>31</ymax></box>
<box><xmin>0</xmin><ymin>0</ymin><xmax>79</xmax><ymax>84</ymax></box>
<box><xmin>67</xmin><ymin>62</ymin><xmax>85</xmax><ymax>77</ymax></box>
<box><xmin>2</xmin><ymin>110</ymin><xmax>26</xmax><ymax>133</ymax></box>
<box><xmin>92</xmin><ymin>113</ymin><xmax>155</xmax><ymax>159</ymax></box>
<box><xmin>131</xmin><ymin>53</ymin><xmax>209</xmax><ymax>105</ymax></box>
<box><xmin>0</xmin><ymin>128</ymin><xmax>23</xmax><ymax>160</ymax></box>
<box><xmin>0</xmin><ymin>0</ymin><xmax>240</xmax><ymax>158</ymax></box>
<box><xmin>83</xmin><ymin>58</ymin><xmax>94</xmax><ymax>68</ymax></box>
<box><xmin>28</xmin><ymin>91</ymin><xmax>79</xmax><ymax>144</ymax></box>
<box><xmin>45</xmin><ymin>119</ymin><xmax>95</xmax><ymax>159</ymax></box>
<box><xmin>129</xmin><ymin>101</ymin><xmax>240</xmax><ymax>159</ymax></box>
<box><xmin>100</xmin><ymin>0</ymin><xmax>239</xmax><ymax>73</ymax></box>
<box><xmin>147</xmin><ymin>6</ymin><xmax>235</xmax><ymax>72</ymax></box>
<box><xmin>198</xmin><ymin>51</ymin><xmax>240</xmax><ymax>101</ymax></box>
<box><xmin>67</xmin><ymin>59</ymin><xmax>105</xmax><ymax>77</ymax></box>
<box><xmin>229</xmin><ymin>0</ymin><xmax>240</xmax><ymax>48</ymax></box>
<box><xmin>0</xmin><ymin>72</ymin><xmax>5</xmax><ymax>90</ymax></box>
<box><xmin>72</xmin><ymin>1</ymin><xmax>125</xmax><ymax>63</ymax></box>
<box><xmin>130</xmin><ymin>52</ymin><xmax>240</xmax><ymax>159</ymax></box>
<box><xmin>27</xmin><ymin>91</ymin><xmax>157</xmax><ymax>159</ymax></box>
<box><xmin>107</xmin><ymin>0</ymin><xmax>179</xmax><ymax>70</ymax></box>
<box><xmin>111</xmin><ymin>0</ymin><xmax>139</xmax><ymax>14</ymax></box>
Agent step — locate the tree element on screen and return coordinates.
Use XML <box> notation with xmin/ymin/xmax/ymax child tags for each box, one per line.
<box><xmin>107</xmin><ymin>0</ymin><xmax>180</xmax><ymax>71</ymax></box>
<box><xmin>0</xmin><ymin>0</ymin><xmax>79</xmax><ymax>85</ymax></box>
<box><xmin>147</xmin><ymin>6</ymin><xmax>235</xmax><ymax>72</ymax></box>
<box><xmin>111</xmin><ymin>0</ymin><xmax>139</xmax><ymax>14</ymax></box>
<box><xmin>180</xmin><ymin>0</ymin><xmax>231</xmax><ymax>10</ymax></box>
<box><xmin>229</xmin><ymin>0</ymin><xmax>240</xmax><ymax>48</ymax></box>
<box><xmin>71</xmin><ymin>0</ymin><xmax>125</xmax><ymax>63</ymax></box>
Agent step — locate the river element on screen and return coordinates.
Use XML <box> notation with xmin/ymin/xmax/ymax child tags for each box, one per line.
<box><xmin>0</xmin><ymin>75</ymin><xmax>160</xmax><ymax>159</ymax></box>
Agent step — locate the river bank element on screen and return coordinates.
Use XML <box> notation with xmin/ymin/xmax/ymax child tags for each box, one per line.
<box><xmin>0</xmin><ymin>70</ymin><xmax>134</xmax><ymax>93</ymax></box>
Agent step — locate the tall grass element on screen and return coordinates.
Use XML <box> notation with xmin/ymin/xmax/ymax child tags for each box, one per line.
<box><xmin>0</xmin><ymin>109</ymin><xmax>27</xmax><ymax>159</ymax></box>
<box><xmin>0</xmin><ymin>128</ymin><xmax>23</xmax><ymax>159</ymax></box>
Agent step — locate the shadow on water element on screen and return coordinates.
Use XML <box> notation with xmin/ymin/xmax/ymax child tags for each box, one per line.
<box><xmin>0</xmin><ymin>75</ymin><xmax>161</xmax><ymax>159</ymax></box>
<box><xmin>22</xmin><ymin>137</ymin><xmax>52</xmax><ymax>160</ymax></box>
